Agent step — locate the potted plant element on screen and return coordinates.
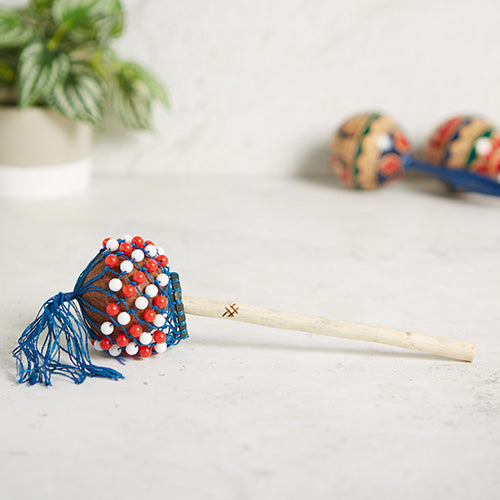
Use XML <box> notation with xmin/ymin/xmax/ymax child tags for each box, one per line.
<box><xmin>0</xmin><ymin>0</ymin><xmax>167</xmax><ymax>200</ymax></box>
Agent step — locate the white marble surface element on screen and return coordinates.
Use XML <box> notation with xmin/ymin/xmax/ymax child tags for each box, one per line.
<box><xmin>1</xmin><ymin>174</ymin><xmax>500</xmax><ymax>499</ymax></box>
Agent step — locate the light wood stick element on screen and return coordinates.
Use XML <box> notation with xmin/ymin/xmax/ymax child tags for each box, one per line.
<box><xmin>183</xmin><ymin>296</ymin><xmax>475</xmax><ymax>362</ymax></box>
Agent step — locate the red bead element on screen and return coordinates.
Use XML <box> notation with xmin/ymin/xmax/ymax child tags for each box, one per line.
<box><xmin>132</xmin><ymin>236</ymin><xmax>144</xmax><ymax>248</ymax></box>
<box><xmin>132</xmin><ymin>271</ymin><xmax>145</xmax><ymax>284</ymax></box>
<box><xmin>119</xmin><ymin>242</ymin><xmax>133</xmax><ymax>255</ymax></box>
<box><xmin>143</xmin><ymin>309</ymin><xmax>156</xmax><ymax>322</ymax></box>
<box><xmin>129</xmin><ymin>324</ymin><xmax>143</xmax><ymax>337</ymax></box>
<box><xmin>100</xmin><ymin>338</ymin><xmax>112</xmax><ymax>350</ymax></box>
<box><xmin>139</xmin><ymin>346</ymin><xmax>151</xmax><ymax>358</ymax></box>
<box><xmin>90</xmin><ymin>339</ymin><xmax>95</xmax><ymax>345</ymax></box>
<box><xmin>105</xmin><ymin>254</ymin><xmax>119</xmax><ymax>267</ymax></box>
<box><xmin>156</xmin><ymin>255</ymin><xmax>168</xmax><ymax>267</ymax></box>
<box><xmin>122</xmin><ymin>284</ymin><xmax>136</xmax><ymax>297</ymax></box>
<box><xmin>153</xmin><ymin>295</ymin><xmax>167</xmax><ymax>309</ymax></box>
<box><xmin>116</xmin><ymin>334</ymin><xmax>129</xmax><ymax>347</ymax></box>
<box><xmin>145</xmin><ymin>260</ymin><xmax>158</xmax><ymax>273</ymax></box>
<box><xmin>106</xmin><ymin>303</ymin><xmax>120</xmax><ymax>316</ymax></box>
<box><xmin>145</xmin><ymin>240</ymin><xmax>154</xmax><ymax>246</ymax></box>
<box><xmin>154</xmin><ymin>330</ymin><xmax>166</xmax><ymax>343</ymax></box>
<box><xmin>102</xmin><ymin>237</ymin><xmax>110</xmax><ymax>247</ymax></box>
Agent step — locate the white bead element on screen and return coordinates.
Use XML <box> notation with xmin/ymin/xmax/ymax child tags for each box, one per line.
<box><xmin>122</xmin><ymin>234</ymin><xmax>132</xmax><ymax>243</ymax></box>
<box><xmin>145</xmin><ymin>284</ymin><xmax>158</xmax><ymax>297</ymax></box>
<box><xmin>109</xmin><ymin>344</ymin><xmax>122</xmax><ymax>357</ymax></box>
<box><xmin>135</xmin><ymin>296</ymin><xmax>149</xmax><ymax>310</ymax></box>
<box><xmin>144</xmin><ymin>244</ymin><xmax>157</xmax><ymax>257</ymax></box>
<box><xmin>156</xmin><ymin>246</ymin><xmax>165</xmax><ymax>256</ymax></box>
<box><xmin>157</xmin><ymin>273</ymin><xmax>169</xmax><ymax>287</ymax></box>
<box><xmin>106</xmin><ymin>238</ymin><xmax>119</xmax><ymax>251</ymax></box>
<box><xmin>100</xmin><ymin>322</ymin><xmax>114</xmax><ymax>335</ymax></box>
<box><xmin>108</xmin><ymin>278</ymin><xmax>122</xmax><ymax>292</ymax></box>
<box><xmin>139</xmin><ymin>332</ymin><xmax>153</xmax><ymax>345</ymax></box>
<box><xmin>376</xmin><ymin>133</ymin><xmax>392</xmax><ymax>152</ymax></box>
<box><xmin>131</xmin><ymin>249</ymin><xmax>144</xmax><ymax>262</ymax></box>
<box><xmin>117</xmin><ymin>312</ymin><xmax>131</xmax><ymax>325</ymax></box>
<box><xmin>120</xmin><ymin>260</ymin><xmax>134</xmax><ymax>273</ymax></box>
<box><xmin>155</xmin><ymin>342</ymin><xmax>167</xmax><ymax>353</ymax></box>
<box><xmin>153</xmin><ymin>314</ymin><xmax>166</xmax><ymax>327</ymax></box>
<box><xmin>476</xmin><ymin>137</ymin><xmax>492</xmax><ymax>156</ymax></box>
<box><xmin>125</xmin><ymin>342</ymin><xmax>139</xmax><ymax>356</ymax></box>
<box><xmin>93</xmin><ymin>340</ymin><xmax>103</xmax><ymax>352</ymax></box>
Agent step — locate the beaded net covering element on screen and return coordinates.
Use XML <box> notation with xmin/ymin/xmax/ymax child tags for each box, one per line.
<box><xmin>13</xmin><ymin>235</ymin><xmax>187</xmax><ymax>385</ymax></box>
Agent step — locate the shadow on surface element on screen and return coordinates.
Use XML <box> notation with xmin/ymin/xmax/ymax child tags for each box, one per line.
<box><xmin>2</xmin><ymin>334</ymin><xmax>21</xmax><ymax>384</ymax></box>
<box><xmin>188</xmin><ymin>334</ymin><xmax>459</xmax><ymax>363</ymax></box>
<box><xmin>294</xmin><ymin>143</ymin><xmax>346</xmax><ymax>190</ymax></box>
<box><xmin>294</xmin><ymin>143</ymin><xmax>500</xmax><ymax>208</ymax></box>
<box><xmin>402</xmin><ymin>172</ymin><xmax>500</xmax><ymax>207</ymax></box>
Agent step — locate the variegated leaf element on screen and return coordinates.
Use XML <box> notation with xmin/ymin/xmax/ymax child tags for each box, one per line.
<box><xmin>30</xmin><ymin>1</ymin><xmax>55</xmax><ymax>11</ymax></box>
<box><xmin>52</xmin><ymin>0</ymin><xmax>123</xmax><ymax>41</ymax></box>
<box><xmin>18</xmin><ymin>42</ymin><xmax>70</xmax><ymax>107</ymax></box>
<box><xmin>47</xmin><ymin>70</ymin><xmax>105</xmax><ymax>127</ymax></box>
<box><xmin>112</xmin><ymin>76</ymin><xmax>152</xmax><ymax>130</ymax></box>
<box><xmin>120</xmin><ymin>62</ymin><xmax>168</xmax><ymax>106</ymax></box>
<box><xmin>0</xmin><ymin>8</ymin><xmax>34</xmax><ymax>48</ymax></box>
<box><xmin>52</xmin><ymin>0</ymin><xmax>98</xmax><ymax>22</ymax></box>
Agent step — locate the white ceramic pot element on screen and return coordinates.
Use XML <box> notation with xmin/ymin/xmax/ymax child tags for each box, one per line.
<box><xmin>0</xmin><ymin>106</ymin><xmax>93</xmax><ymax>201</ymax></box>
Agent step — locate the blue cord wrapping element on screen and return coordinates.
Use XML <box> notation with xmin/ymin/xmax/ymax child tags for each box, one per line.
<box><xmin>12</xmin><ymin>238</ymin><xmax>187</xmax><ymax>386</ymax></box>
<box><xmin>12</xmin><ymin>292</ymin><xmax>124</xmax><ymax>386</ymax></box>
<box><xmin>403</xmin><ymin>153</ymin><xmax>500</xmax><ymax>196</ymax></box>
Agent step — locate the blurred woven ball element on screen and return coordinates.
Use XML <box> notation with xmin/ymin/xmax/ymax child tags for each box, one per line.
<box><xmin>330</xmin><ymin>112</ymin><xmax>411</xmax><ymax>190</ymax></box>
<box><xmin>425</xmin><ymin>116</ymin><xmax>500</xmax><ymax>179</ymax></box>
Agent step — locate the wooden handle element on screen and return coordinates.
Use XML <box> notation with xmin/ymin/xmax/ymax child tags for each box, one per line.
<box><xmin>183</xmin><ymin>296</ymin><xmax>475</xmax><ymax>362</ymax></box>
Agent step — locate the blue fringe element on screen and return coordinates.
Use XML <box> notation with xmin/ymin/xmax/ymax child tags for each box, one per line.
<box><xmin>13</xmin><ymin>291</ymin><xmax>124</xmax><ymax>386</ymax></box>
<box><xmin>404</xmin><ymin>154</ymin><xmax>500</xmax><ymax>196</ymax></box>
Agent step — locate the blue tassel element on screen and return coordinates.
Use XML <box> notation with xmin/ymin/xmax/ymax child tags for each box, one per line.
<box><xmin>403</xmin><ymin>154</ymin><xmax>500</xmax><ymax>196</ymax></box>
<box><xmin>13</xmin><ymin>291</ymin><xmax>124</xmax><ymax>386</ymax></box>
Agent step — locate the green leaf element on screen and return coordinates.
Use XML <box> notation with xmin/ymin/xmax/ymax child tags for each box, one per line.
<box><xmin>109</xmin><ymin>61</ymin><xmax>168</xmax><ymax>129</ymax></box>
<box><xmin>120</xmin><ymin>62</ymin><xmax>168</xmax><ymax>107</ymax></box>
<box><xmin>111</xmin><ymin>69</ymin><xmax>152</xmax><ymax>130</ymax></box>
<box><xmin>112</xmin><ymin>87</ymin><xmax>152</xmax><ymax>130</ymax></box>
<box><xmin>47</xmin><ymin>67</ymin><xmax>105</xmax><ymax>127</ymax></box>
<box><xmin>0</xmin><ymin>60</ymin><xmax>15</xmax><ymax>83</ymax></box>
<box><xmin>94</xmin><ymin>9</ymin><xmax>123</xmax><ymax>42</ymax></box>
<box><xmin>30</xmin><ymin>0</ymin><xmax>55</xmax><ymax>11</ymax></box>
<box><xmin>52</xmin><ymin>0</ymin><xmax>123</xmax><ymax>43</ymax></box>
<box><xmin>17</xmin><ymin>42</ymin><xmax>70</xmax><ymax>107</ymax></box>
<box><xmin>0</xmin><ymin>8</ymin><xmax>34</xmax><ymax>48</ymax></box>
<box><xmin>0</xmin><ymin>48</ymin><xmax>20</xmax><ymax>84</ymax></box>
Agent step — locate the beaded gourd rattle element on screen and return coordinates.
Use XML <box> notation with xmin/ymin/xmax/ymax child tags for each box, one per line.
<box><xmin>331</xmin><ymin>112</ymin><xmax>500</xmax><ymax>194</ymax></box>
<box><xmin>13</xmin><ymin>235</ymin><xmax>475</xmax><ymax>385</ymax></box>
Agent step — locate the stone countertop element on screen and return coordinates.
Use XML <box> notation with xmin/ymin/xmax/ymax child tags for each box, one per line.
<box><xmin>1</xmin><ymin>175</ymin><xmax>499</xmax><ymax>499</ymax></box>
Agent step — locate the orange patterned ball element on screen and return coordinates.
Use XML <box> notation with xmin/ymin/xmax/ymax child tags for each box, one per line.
<box><xmin>331</xmin><ymin>112</ymin><xmax>411</xmax><ymax>190</ymax></box>
<box><xmin>425</xmin><ymin>116</ymin><xmax>500</xmax><ymax>179</ymax></box>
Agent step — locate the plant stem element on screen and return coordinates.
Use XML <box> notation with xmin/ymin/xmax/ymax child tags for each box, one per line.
<box><xmin>47</xmin><ymin>21</ymin><xmax>71</xmax><ymax>51</ymax></box>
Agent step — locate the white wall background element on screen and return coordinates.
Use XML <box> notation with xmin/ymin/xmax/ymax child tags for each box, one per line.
<box><xmin>8</xmin><ymin>0</ymin><xmax>500</xmax><ymax>176</ymax></box>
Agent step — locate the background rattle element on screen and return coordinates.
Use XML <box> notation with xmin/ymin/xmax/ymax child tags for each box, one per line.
<box><xmin>13</xmin><ymin>235</ymin><xmax>475</xmax><ymax>386</ymax></box>
<box><xmin>331</xmin><ymin>112</ymin><xmax>500</xmax><ymax>195</ymax></box>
